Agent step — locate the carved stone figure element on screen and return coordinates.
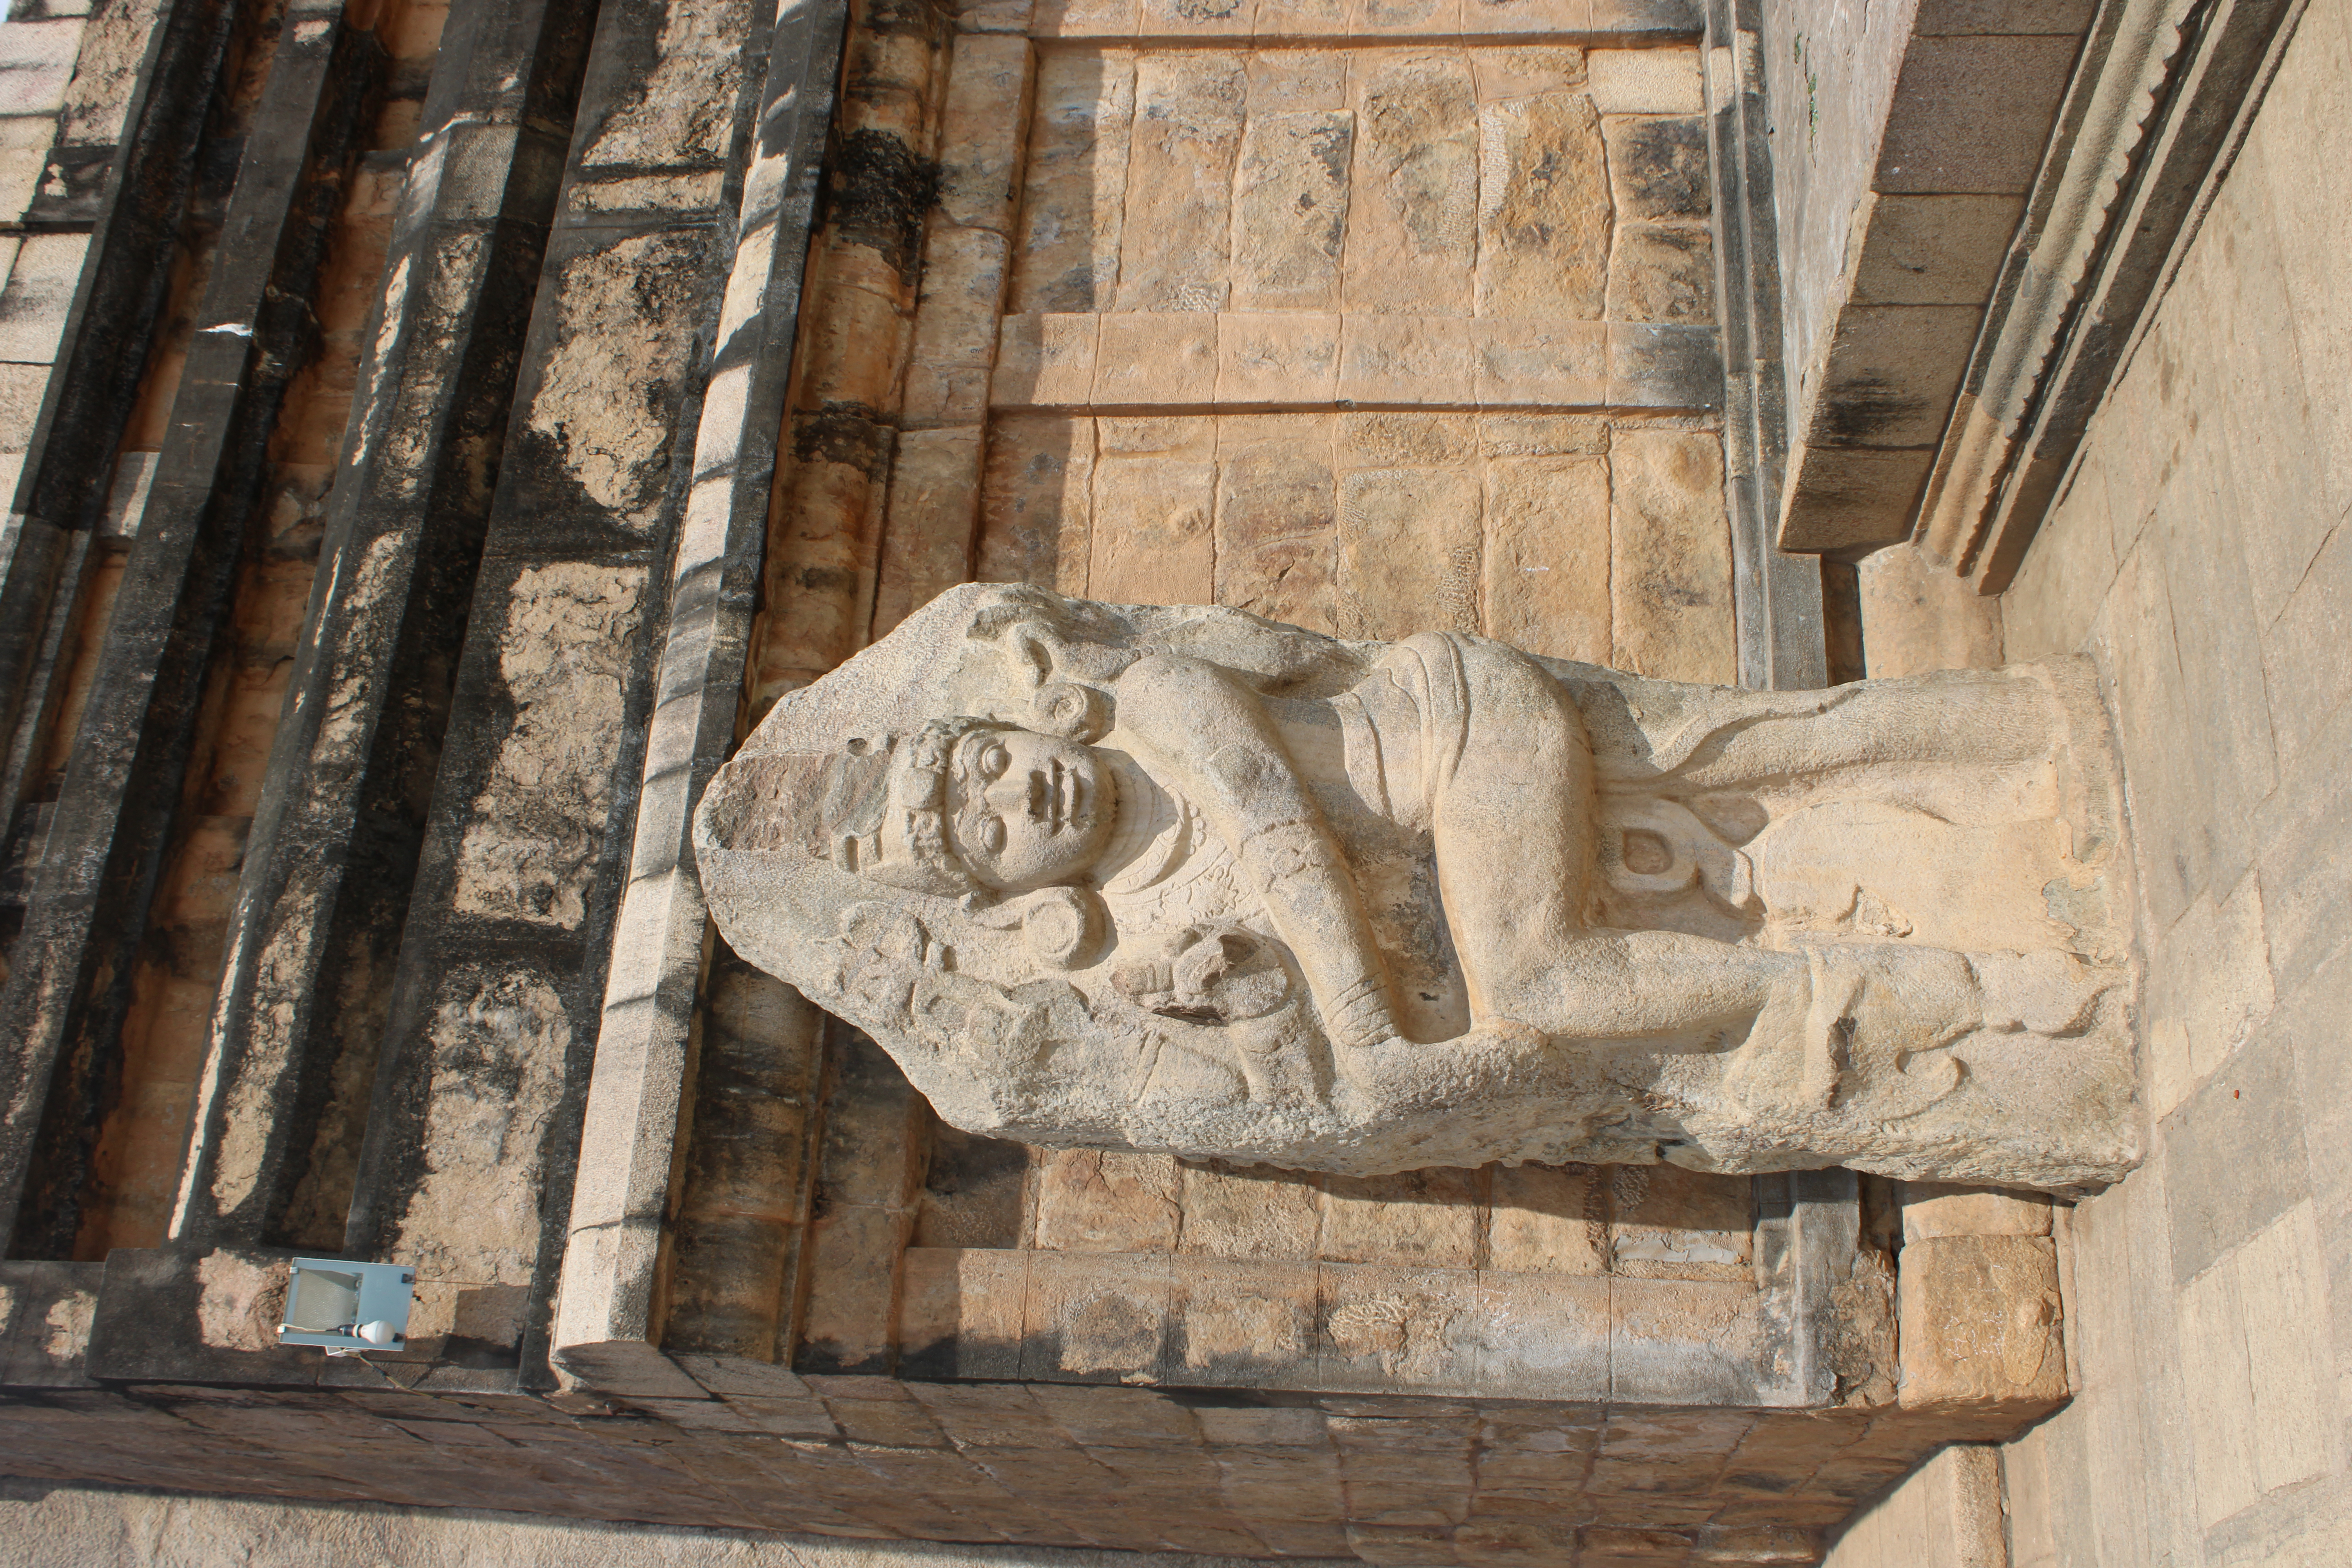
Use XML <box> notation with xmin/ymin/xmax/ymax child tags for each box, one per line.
<box><xmin>696</xmin><ymin>584</ymin><xmax>2138</xmax><ymax>1190</ymax></box>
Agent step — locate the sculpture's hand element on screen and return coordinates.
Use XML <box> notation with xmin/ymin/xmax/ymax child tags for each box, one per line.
<box><xmin>1113</xmin><ymin>652</ymin><xmax>1404</xmax><ymax>1052</ymax></box>
<box><xmin>994</xmin><ymin>617</ymin><xmax>1134</xmax><ymax>698</ymax></box>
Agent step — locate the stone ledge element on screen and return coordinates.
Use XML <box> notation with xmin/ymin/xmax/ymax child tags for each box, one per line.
<box><xmin>994</xmin><ymin>312</ymin><xmax>1721</xmax><ymax>411</ymax></box>
<box><xmin>1019</xmin><ymin>0</ymin><xmax>1704</xmax><ymax>44</ymax></box>
<box><xmin>889</xmin><ymin>1245</ymin><xmax>1804</xmax><ymax>1405</ymax></box>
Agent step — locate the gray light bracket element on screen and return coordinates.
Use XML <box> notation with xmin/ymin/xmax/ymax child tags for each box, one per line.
<box><xmin>278</xmin><ymin>1257</ymin><xmax>416</xmax><ymax>1352</ymax></box>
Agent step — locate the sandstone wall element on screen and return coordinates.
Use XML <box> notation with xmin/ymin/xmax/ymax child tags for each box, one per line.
<box><xmin>1830</xmin><ymin>0</ymin><xmax>2352</xmax><ymax>1560</ymax></box>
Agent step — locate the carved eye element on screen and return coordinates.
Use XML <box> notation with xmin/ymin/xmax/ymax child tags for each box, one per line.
<box><xmin>977</xmin><ymin>742</ymin><xmax>1011</xmax><ymax>780</ymax></box>
<box><xmin>973</xmin><ymin>815</ymin><xmax>1007</xmax><ymax>855</ymax></box>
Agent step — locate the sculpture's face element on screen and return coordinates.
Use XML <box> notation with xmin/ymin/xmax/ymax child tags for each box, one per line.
<box><xmin>942</xmin><ymin>726</ymin><xmax>1116</xmax><ymax>892</ymax></box>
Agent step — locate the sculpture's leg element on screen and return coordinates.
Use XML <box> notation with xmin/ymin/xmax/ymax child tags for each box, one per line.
<box><xmin>1423</xmin><ymin>644</ymin><xmax>1808</xmax><ymax>1042</ymax></box>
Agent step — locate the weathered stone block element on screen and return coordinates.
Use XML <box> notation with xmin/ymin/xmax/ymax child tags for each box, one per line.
<box><xmin>1610</xmin><ymin>426</ymin><xmax>1733</xmax><ymax>681</ymax></box>
<box><xmin>907</xmin><ymin>225</ymin><xmax>1012</xmax><ymax>377</ymax></box>
<box><xmin>1116</xmin><ymin>52</ymin><xmax>1245</xmax><ymax>310</ymax></box>
<box><xmin>873</xmin><ymin>426</ymin><xmax>984</xmax><ymax>637</ymax></box>
<box><xmin>1138</xmin><ymin>0</ymin><xmax>1257</xmax><ymax>35</ymax></box>
<box><xmin>1211</xmin><ymin>417</ymin><xmax>1338</xmax><ymax>631</ymax></box>
<box><xmin>1587</xmin><ymin>45</ymin><xmax>1701</xmax><ymax>113</ymax></box>
<box><xmin>1339</xmin><ymin>408</ymin><xmax>1477</xmax><ymax>466</ymax></box>
<box><xmin>1318</xmin><ymin>1263</ymin><xmax>1479</xmax><ymax>1392</ymax></box>
<box><xmin>1913</xmin><ymin>0</ymin><xmax>2097</xmax><ymax>31</ymax></box>
<box><xmin>1474</xmin><ymin>93</ymin><xmax>1609</xmax><ymax>319</ymax></box>
<box><xmin>1233</xmin><ymin>0</ymin><xmax>1337</xmax><ymax>35</ymax></box>
<box><xmin>938</xmin><ymin>34</ymin><xmax>1036</xmax><ymax>232</ymax></box>
<box><xmin>1474</xmin><ymin>1271</ymin><xmax>1610</xmax><ymax>1399</ymax></box>
<box><xmin>913</xmin><ymin>1126</ymin><xmax>1031</xmax><ymax>1250</ymax></box>
<box><xmin>897</xmin><ymin>1247</ymin><xmax>1029</xmax><ymax>1379</ymax></box>
<box><xmin>1013</xmin><ymin>50</ymin><xmax>1136</xmax><ymax>311</ymax></box>
<box><xmin>1589</xmin><ymin>0</ymin><xmax>1704</xmax><ymax>34</ymax></box>
<box><xmin>1023</xmin><ymin>1251</ymin><xmax>1174</xmax><ymax>1381</ymax></box>
<box><xmin>1607</xmin><ymin>1280</ymin><xmax>1767</xmax><ymax>1405</ymax></box>
<box><xmin>1093</xmin><ymin>310</ymin><xmax>1218</xmax><ymax>405</ymax></box>
<box><xmin>1320</xmin><ymin>1168</ymin><xmax>1481</xmax><ymax>1266</ymax></box>
<box><xmin>1853</xmin><ymin>537</ymin><xmax>2006</xmax><ymax>677</ymax></box>
<box><xmin>1605</xmin><ymin>321</ymin><xmax>1722</xmax><ymax>408</ymax></box>
<box><xmin>1169</xmin><ymin>1256</ymin><xmax>1318</xmax><ymax>1383</ymax></box>
<box><xmin>1900</xmin><ymin>1183</ymin><xmax>2053</xmax><ymax>1241</ymax></box>
<box><xmin>1458</xmin><ymin>0</ymin><xmax>1584</xmax><ymax>38</ymax></box>
<box><xmin>1849</xmin><ymin>192</ymin><xmax>2023</xmax><ymax>307</ymax></box>
<box><xmin>1232</xmin><ymin>109</ymin><xmax>1352</xmax><ymax>313</ymax></box>
<box><xmin>1216</xmin><ymin>310</ymin><xmax>1340</xmax><ymax>403</ymax></box>
<box><xmin>1895</xmin><ymin>1234</ymin><xmax>2066</xmax><ymax>1410</ymax></box>
<box><xmin>1033</xmin><ymin>0</ymin><xmax>1143</xmax><ymax>34</ymax></box>
<box><xmin>1034</xmin><ymin>1148</ymin><xmax>1184</xmax><ymax>1251</ymax></box>
<box><xmin>1608</xmin><ymin>1165</ymin><xmax>1750</xmax><ymax>1280</ymax></box>
<box><xmin>1349</xmin><ymin>52</ymin><xmax>1478</xmax><ymax>316</ymax></box>
<box><xmin>1778</xmin><ymin>445</ymin><xmax>1937</xmax><ymax>553</ymax></box>
<box><xmin>992</xmin><ymin>313</ymin><xmax>1100</xmax><ymax>405</ymax></box>
<box><xmin>1488</xmin><ymin>1164</ymin><xmax>1606</xmax><ymax>1274</ymax></box>
<box><xmin>1607</xmin><ymin>223</ymin><xmax>1713</xmax><ymax>323</ymax></box>
<box><xmin>1087</xmin><ymin>450</ymin><xmax>1215</xmax><ymax>602</ymax></box>
<box><xmin>0</xmin><ymin>19</ymin><xmax>82</xmax><ymax>117</ymax></box>
<box><xmin>797</xmin><ymin>1200</ymin><xmax>915</xmax><ymax>1376</ymax></box>
<box><xmin>1345</xmin><ymin>0</ymin><xmax>1461</xmax><ymax>41</ymax></box>
<box><xmin>978</xmin><ymin>412</ymin><xmax>1093</xmax><ymax>588</ymax></box>
<box><xmin>1338</xmin><ymin>462</ymin><xmax>1481</xmax><ymax>636</ymax></box>
<box><xmin>0</xmin><ymin>1260</ymin><xmax>100</xmax><ymax>1387</ymax></box>
<box><xmin>1339</xmin><ymin>314</ymin><xmax>1475</xmax><ymax>405</ymax></box>
<box><xmin>1875</xmin><ymin>34</ymin><xmax>2078</xmax><ymax>194</ymax></box>
<box><xmin>1473</xmin><ymin>319</ymin><xmax>1606</xmax><ymax>407</ymax></box>
<box><xmin>0</xmin><ymin>232</ymin><xmax>84</xmax><ymax>365</ymax></box>
<box><xmin>1480</xmin><ymin>455</ymin><xmax>1610</xmax><ymax>663</ymax></box>
<box><xmin>1797</xmin><ymin>303</ymin><xmax>1981</xmax><ymax>450</ymax></box>
<box><xmin>1602</xmin><ymin>113</ymin><xmax>1709</xmax><ymax>222</ymax></box>
<box><xmin>2158</xmin><ymin>1038</ymin><xmax>2311</xmax><ymax>1287</ymax></box>
<box><xmin>1463</xmin><ymin>47</ymin><xmax>1587</xmax><ymax>106</ymax></box>
<box><xmin>1479</xmin><ymin>411</ymin><xmax>1607</xmax><ymax>456</ymax></box>
<box><xmin>902</xmin><ymin>361</ymin><xmax>993</xmax><ymax>429</ymax></box>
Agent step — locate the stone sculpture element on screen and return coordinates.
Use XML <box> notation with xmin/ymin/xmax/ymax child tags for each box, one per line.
<box><xmin>696</xmin><ymin>584</ymin><xmax>2138</xmax><ymax>1190</ymax></box>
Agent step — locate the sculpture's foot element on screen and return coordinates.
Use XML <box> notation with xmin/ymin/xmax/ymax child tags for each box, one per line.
<box><xmin>1971</xmin><ymin>948</ymin><xmax>2114</xmax><ymax>1036</ymax></box>
<box><xmin>1724</xmin><ymin>943</ymin><xmax>1979</xmax><ymax>1122</ymax></box>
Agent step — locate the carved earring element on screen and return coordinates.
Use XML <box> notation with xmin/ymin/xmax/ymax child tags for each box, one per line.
<box><xmin>1002</xmin><ymin>886</ymin><xmax>1105</xmax><ymax>969</ymax></box>
<box><xmin>1031</xmin><ymin>681</ymin><xmax>1110</xmax><ymax>744</ymax></box>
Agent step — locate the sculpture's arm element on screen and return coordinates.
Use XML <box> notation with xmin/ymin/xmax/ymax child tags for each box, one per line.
<box><xmin>1111</xmin><ymin>653</ymin><xmax>1401</xmax><ymax>1050</ymax></box>
<box><xmin>987</xmin><ymin>602</ymin><xmax>1372</xmax><ymax>712</ymax></box>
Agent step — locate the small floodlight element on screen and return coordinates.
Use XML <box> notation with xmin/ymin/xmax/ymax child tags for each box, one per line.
<box><xmin>278</xmin><ymin>1257</ymin><xmax>416</xmax><ymax>1354</ymax></box>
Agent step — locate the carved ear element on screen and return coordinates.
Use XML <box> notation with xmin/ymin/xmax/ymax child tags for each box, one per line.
<box><xmin>1002</xmin><ymin>886</ymin><xmax>1105</xmax><ymax>969</ymax></box>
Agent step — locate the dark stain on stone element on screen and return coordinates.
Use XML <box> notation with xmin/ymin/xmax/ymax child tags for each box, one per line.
<box><xmin>795</xmin><ymin>564</ymin><xmax>860</xmax><ymax>594</ymax></box>
<box><xmin>1819</xmin><ymin>374</ymin><xmax>1931</xmax><ymax>445</ymax></box>
<box><xmin>1610</xmin><ymin>116</ymin><xmax>1711</xmax><ymax>222</ymax></box>
<box><xmin>824</xmin><ymin>127</ymin><xmax>940</xmax><ymax>286</ymax></box>
<box><xmin>860</xmin><ymin>0</ymin><xmax>949</xmax><ymax>40</ymax></box>
<box><xmin>793</xmin><ymin>401</ymin><xmax>896</xmax><ymax>477</ymax></box>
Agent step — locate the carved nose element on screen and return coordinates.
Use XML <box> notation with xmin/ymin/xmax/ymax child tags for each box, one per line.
<box><xmin>985</xmin><ymin>772</ymin><xmax>1044</xmax><ymax>818</ymax></box>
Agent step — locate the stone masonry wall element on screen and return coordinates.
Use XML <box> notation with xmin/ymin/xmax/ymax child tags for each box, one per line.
<box><xmin>1828</xmin><ymin>0</ymin><xmax>2352</xmax><ymax>1561</ymax></box>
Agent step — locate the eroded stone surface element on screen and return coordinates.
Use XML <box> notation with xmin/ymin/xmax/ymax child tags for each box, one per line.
<box><xmin>698</xmin><ymin>584</ymin><xmax>2137</xmax><ymax>1187</ymax></box>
